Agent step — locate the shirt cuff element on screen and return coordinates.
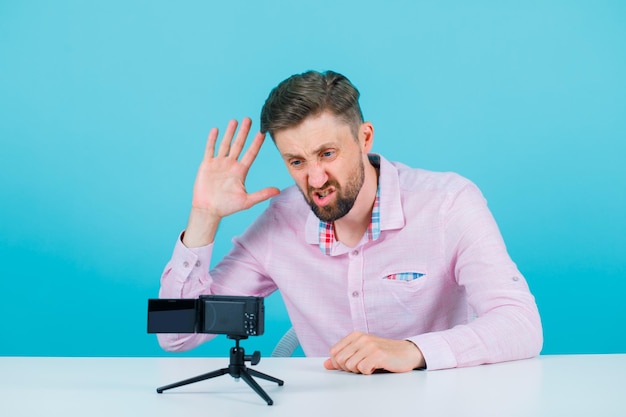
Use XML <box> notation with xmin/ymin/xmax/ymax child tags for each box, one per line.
<box><xmin>170</xmin><ymin>232</ymin><xmax>214</xmax><ymax>284</ymax></box>
<box><xmin>408</xmin><ymin>332</ymin><xmax>458</xmax><ymax>371</ymax></box>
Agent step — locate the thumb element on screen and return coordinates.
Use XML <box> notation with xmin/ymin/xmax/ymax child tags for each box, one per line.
<box><xmin>244</xmin><ymin>187</ymin><xmax>281</xmax><ymax>209</ymax></box>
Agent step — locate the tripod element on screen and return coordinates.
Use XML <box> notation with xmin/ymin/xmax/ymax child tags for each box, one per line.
<box><xmin>156</xmin><ymin>336</ymin><xmax>284</xmax><ymax>405</ymax></box>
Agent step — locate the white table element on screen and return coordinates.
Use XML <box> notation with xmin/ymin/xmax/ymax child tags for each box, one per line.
<box><xmin>1</xmin><ymin>354</ymin><xmax>624</xmax><ymax>416</ymax></box>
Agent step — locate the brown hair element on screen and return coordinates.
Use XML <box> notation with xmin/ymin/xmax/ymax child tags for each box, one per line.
<box><xmin>260</xmin><ymin>70</ymin><xmax>364</xmax><ymax>140</ymax></box>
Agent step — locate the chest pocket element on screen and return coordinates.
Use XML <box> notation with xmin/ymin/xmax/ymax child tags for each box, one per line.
<box><xmin>381</xmin><ymin>266</ymin><xmax>428</xmax><ymax>293</ymax></box>
<box><xmin>383</xmin><ymin>272</ymin><xmax>425</xmax><ymax>281</ymax></box>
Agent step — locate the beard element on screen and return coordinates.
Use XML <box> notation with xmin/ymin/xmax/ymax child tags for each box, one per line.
<box><xmin>303</xmin><ymin>158</ymin><xmax>365</xmax><ymax>223</ymax></box>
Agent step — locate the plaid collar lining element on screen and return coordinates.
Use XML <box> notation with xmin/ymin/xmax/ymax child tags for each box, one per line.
<box><xmin>318</xmin><ymin>186</ymin><xmax>381</xmax><ymax>256</ymax></box>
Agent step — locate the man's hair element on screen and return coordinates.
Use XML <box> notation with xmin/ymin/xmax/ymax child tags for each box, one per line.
<box><xmin>260</xmin><ymin>70</ymin><xmax>364</xmax><ymax>140</ymax></box>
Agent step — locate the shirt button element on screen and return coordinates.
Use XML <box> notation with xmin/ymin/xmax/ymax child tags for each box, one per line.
<box><xmin>352</xmin><ymin>291</ymin><xmax>359</xmax><ymax>298</ymax></box>
<box><xmin>512</xmin><ymin>276</ymin><xmax>520</xmax><ymax>282</ymax></box>
<box><xmin>195</xmin><ymin>261</ymin><xmax>201</xmax><ymax>267</ymax></box>
<box><xmin>352</xmin><ymin>250</ymin><xmax>359</xmax><ymax>256</ymax></box>
<box><xmin>183</xmin><ymin>261</ymin><xmax>189</xmax><ymax>268</ymax></box>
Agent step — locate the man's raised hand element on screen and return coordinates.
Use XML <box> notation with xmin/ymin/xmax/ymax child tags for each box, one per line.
<box><xmin>182</xmin><ymin>118</ymin><xmax>280</xmax><ymax>247</ymax></box>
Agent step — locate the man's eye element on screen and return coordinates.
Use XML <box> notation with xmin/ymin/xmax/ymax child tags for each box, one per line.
<box><xmin>322</xmin><ymin>150</ymin><xmax>335</xmax><ymax>158</ymax></box>
<box><xmin>290</xmin><ymin>160</ymin><xmax>303</xmax><ymax>167</ymax></box>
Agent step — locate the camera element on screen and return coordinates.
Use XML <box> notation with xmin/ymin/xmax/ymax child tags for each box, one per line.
<box><xmin>147</xmin><ymin>295</ymin><xmax>264</xmax><ymax>337</ymax></box>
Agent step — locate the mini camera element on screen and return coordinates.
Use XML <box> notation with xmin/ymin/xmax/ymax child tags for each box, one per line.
<box><xmin>147</xmin><ymin>295</ymin><xmax>264</xmax><ymax>337</ymax></box>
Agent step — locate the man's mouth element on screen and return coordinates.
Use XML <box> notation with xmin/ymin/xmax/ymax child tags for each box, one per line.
<box><xmin>311</xmin><ymin>188</ymin><xmax>335</xmax><ymax>206</ymax></box>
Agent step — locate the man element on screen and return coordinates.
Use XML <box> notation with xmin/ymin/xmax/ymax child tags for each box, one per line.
<box><xmin>158</xmin><ymin>70</ymin><xmax>543</xmax><ymax>373</ymax></box>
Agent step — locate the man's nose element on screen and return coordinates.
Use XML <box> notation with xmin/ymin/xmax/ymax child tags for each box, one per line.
<box><xmin>307</xmin><ymin>163</ymin><xmax>328</xmax><ymax>189</ymax></box>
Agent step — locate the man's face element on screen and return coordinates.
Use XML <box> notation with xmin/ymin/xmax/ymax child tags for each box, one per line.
<box><xmin>274</xmin><ymin>112</ymin><xmax>369</xmax><ymax>222</ymax></box>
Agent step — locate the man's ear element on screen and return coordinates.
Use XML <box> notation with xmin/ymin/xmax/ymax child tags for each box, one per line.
<box><xmin>359</xmin><ymin>121</ymin><xmax>374</xmax><ymax>153</ymax></box>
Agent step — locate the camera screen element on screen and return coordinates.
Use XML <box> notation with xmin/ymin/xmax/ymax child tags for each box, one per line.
<box><xmin>202</xmin><ymin>300</ymin><xmax>246</xmax><ymax>334</ymax></box>
<box><xmin>147</xmin><ymin>299</ymin><xmax>197</xmax><ymax>333</ymax></box>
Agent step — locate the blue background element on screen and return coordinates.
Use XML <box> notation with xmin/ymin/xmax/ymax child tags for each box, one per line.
<box><xmin>1</xmin><ymin>1</ymin><xmax>624</xmax><ymax>358</ymax></box>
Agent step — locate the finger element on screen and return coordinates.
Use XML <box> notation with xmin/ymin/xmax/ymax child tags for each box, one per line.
<box><xmin>323</xmin><ymin>358</ymin><xmax>338</xmax><ymax>370</ymax></box>
<box><xmin>328</xmin><ymin>331</ymin><xmax>362</xmax><ymax>357</ymax></box>
<box><xmin>332</xmin><ymin>332</ymin><xmax>376</xmax><ymax>374</ymax></box>
<box><xmin>203</xmin><ymin>127</ymin><xmax>219</xmax><ymax>161</ymax></box>
<box><xmin>228</xmin><ymin>117</ymin><xmax>252</xmax><ymax>160</ymax></box>
<box><xmin>326</xmin><ymin>332</ymin><xmax>360</xmax><ymax>372</ymax></box>
<box><xmin>239</xmin><ymin>131</ymin><xmax>267</xmax><ymax>169</ymax></box>
<box><xmin>216</xmin><ymin>119</ymin><xmax>239</xmax><ymax>157</ymax></box>
<box><xmin>326</xmin><ymin>356</ymin><xmax>351</xmax><ymax>373</ymax></box>
<box><xmin>331</xmin><ymin>347</ymin><xmax>358</xmax><ymax>373</ymax></box>
<box><xmin>343</xmin><ymin>347</ymin><xmax>371</xmax><ymax>374</ymax></box>
<box><xmin>243</xmin><ymin>187</ymin><xmax>281</xmax><ymax>210</ymax></box>
<box><xmin>355</xmin><ymin>356</ymin><xmax>378</xmax><ymax>375</ymax></box>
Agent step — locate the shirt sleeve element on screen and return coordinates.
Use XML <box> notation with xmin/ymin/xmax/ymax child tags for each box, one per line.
<box><xmin>156</xmin><ymin>233</ymin><xmax>217</xmax><ymax>352</ymax></box>
<box><xmin>408</xmin><ymin>183</ymin><xmax>543</xmax><ymax>370</ymax></box>
<box><xmin>157</xmin><ymin>220</ymin><xmax>279</xmax><ymax>352</ymax></box>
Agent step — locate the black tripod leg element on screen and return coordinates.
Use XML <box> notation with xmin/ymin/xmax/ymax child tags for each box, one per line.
<box><xmin>156</xmin><ymin>368</ymin><xmax>229</xmax><ymax>393</ymax></box>
<box><xmin>238</xmin><ymin>369</ymin><xmax>275</xmax><ymax>406</ymax></box>
<box><xmin>247</xmin><ymin>368</ymin><xmax>285</xmax><ymax>386</ymax></box>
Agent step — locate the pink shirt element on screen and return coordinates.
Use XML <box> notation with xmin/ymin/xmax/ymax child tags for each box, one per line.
<box><xmin>158</xmin><ymin>155</ymin><xmax>542</xmax><ymax>370</ymax></box>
